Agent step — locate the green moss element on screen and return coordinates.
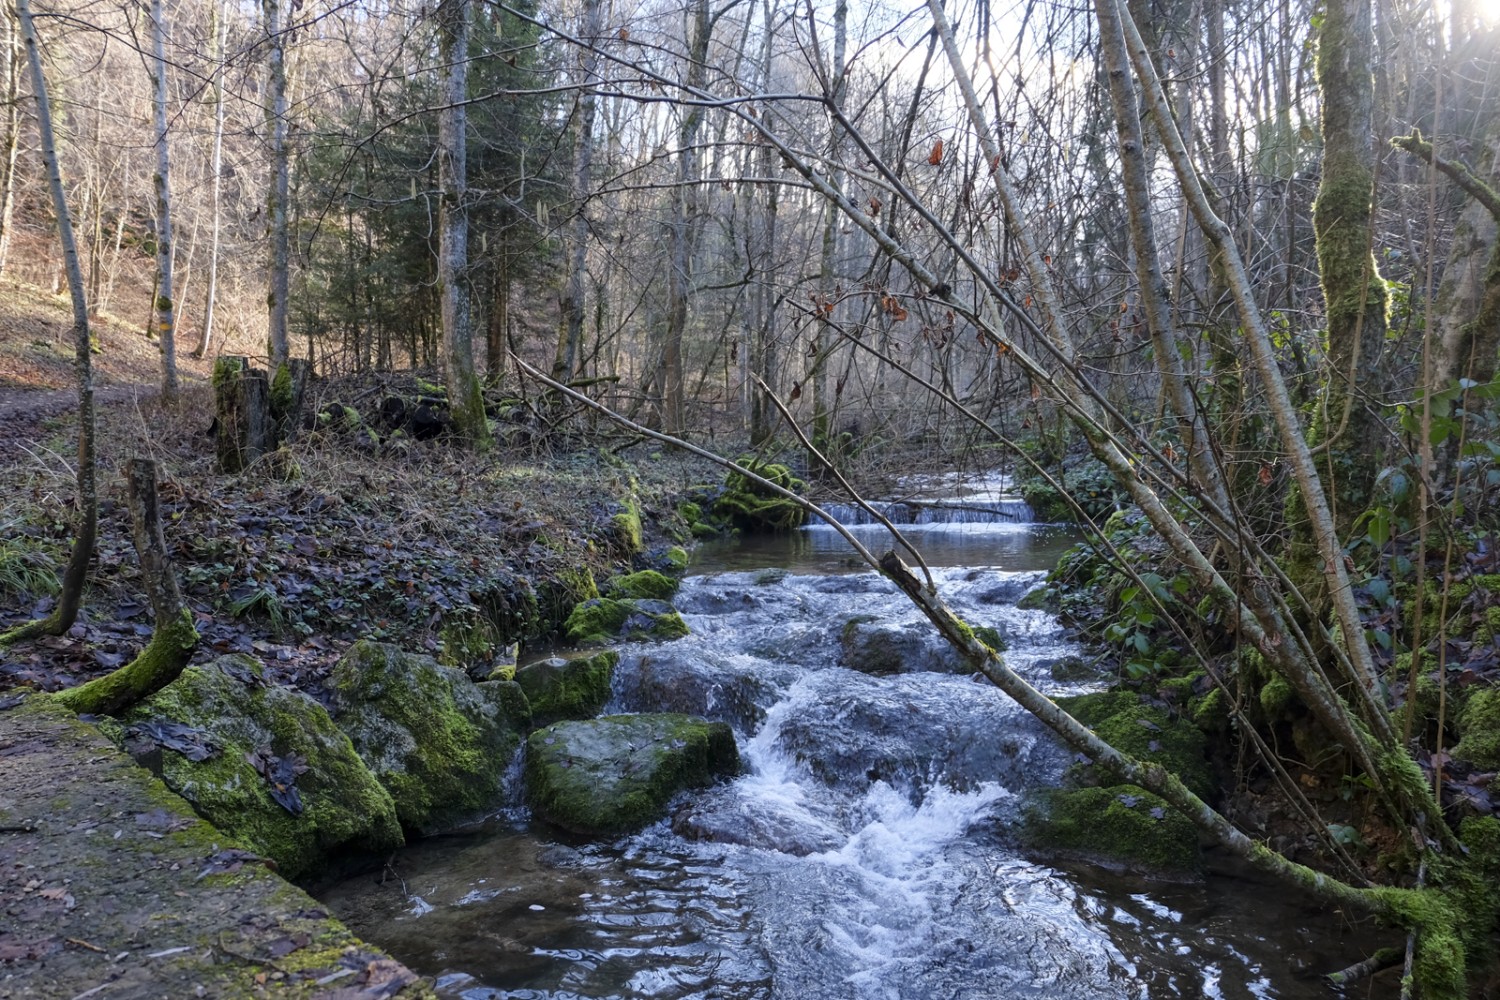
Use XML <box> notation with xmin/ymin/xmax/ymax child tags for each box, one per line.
<box><xmin>663</xmin><ymin>546</ymin><xmax>690</xmax><ymax>572</ymax></box>
<box><xmin>525</xmin><ymin>714</ymin><xmax>739</xmax><ymax>835</ymax></box>
<box><xmin>270</xmin><ymin>362</ymin><xmax>293</xmax><ymax>419</ymax></box>
<box><xmin>124</xmin><ymin>657</ymin><xmax>404</xmax><ymax>880</ymax></box>
<box><xmin>713</xmin><ymin>458</ymin><xmax>806</xmax><ymax>532</ymax></box>
<box><xmin>331</xmin><ymin>641</ymin><xmax>530</xmax><ymax>835</ymax></box>
<box><xmin>533</xmin><ymin>568</ymin><xmax>594</xmax><ymax>635</ymax></box>
<box><xmin>54</xmin><ymin>608</ymin><xmax>199</xmax><ymax>717</ymax></box>
<box><xmin>1057</xmin><ymin>690</ymin><xmax>1216</xmax><ymax>800</ymax></box>
<box><xmin>611</xmin><ymin>500</ymin><xmax>644</xmax><ymax>556</ymax></box>
<box><xmin>516</xmin><ymin>652</ymin><xmax>617</xmax><ymax>728</ymax></box>
<box><xmin>974</xmin><ymin>625</ymin><xmax>1007</xmax><ymax>653</ymax></box>
<box><xmin>1259</xmin><ymin>674</ymin><xmax>1294</xmax><ymax>718</ymax></box>
<box><xmin>677</xmin><ymin>501</ymin><xmax>702</xmax><ymax>523</ymax></box>
<box><xmin>1027</xmin><ymin>784</ymin><xmax>1200</xmax><ymax>871</ymax></box>
<box><xmin>564</xmin><ymin>598</ymin><xmax>689</xmax><ymax>646</ymax></box>
<box><xmin>1454</xmin><ymin>686</ymin><xmax>1500</xmax><ymax>770</ymax></box>
<box><xmin>604</xmin><ymin>570</ymin><xmax>678</xmax><ymax>601</ymax></box>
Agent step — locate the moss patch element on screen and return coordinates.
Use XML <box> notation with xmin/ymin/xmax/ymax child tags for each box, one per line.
<box><xmin>1027</xmin><ymin>784</ymin><xmax>1200</xmax><ymax>871</ymax></box>
<box><xmin>124</xmin><ymin>656</ymin><xmax>404</xmax><ymax>881</ymax></box>
<box><xmin>516</xmin><ymin>651</ymin><xmax>617</xmax><ymax>728</ymax></box>
<box><xmin>713</xmin><ymin>458</ymin><xmax>806</xmax><ymax>532</ymax></box>
<box><xmin>1056</xmin><ymin>690</ymin><xmax>1216</xmax><ymax>800</ymax></box>
<box><xmin>331</xmin><ymin>640</ymin><xmax>531</xmax><ymax>835</ymax></box>
<box><xmin>525</xmin><ymin>713</ymin><xmax>739</xmax><ymax>835</ymax></box>
<box><xmin>564</xmin><ymin>597</ymin><xmax>689</xmax><ymax>646</ymax></box>
<box><xmin>604</xmin><ymin>569</ymin><xmax>679</xmax><ymax>601</ymax></box>
<box><xmin>1454</xmin><ymin>685</ymin><xmax>1500</xmax><ymax>771</ymax></box>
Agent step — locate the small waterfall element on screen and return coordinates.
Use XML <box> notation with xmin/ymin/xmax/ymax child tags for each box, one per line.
<box><xmin>815</xmin><ymin>496</ymin><xmax>1034</xmax><ymax>526</ymax></box>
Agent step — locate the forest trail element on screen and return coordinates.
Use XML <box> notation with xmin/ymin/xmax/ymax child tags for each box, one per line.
<box><xmin>0</xmin><ymin>697</ymin><xmax>434</xmax><ymax>999</ymax></box>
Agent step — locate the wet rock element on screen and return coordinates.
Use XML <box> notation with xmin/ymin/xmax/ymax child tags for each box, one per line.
<box><xmin>672</xmin><ymin>784</ymin><xmax>845</xmax><ymax>856</ymax></box>
<box><xmin>124</xmin><ymin>655</ymin><xmax>404</xmax><ymax>880</ymax></box>
<box><xmin>565</xmin><ymin>597</ymin><xmax>690</xmax><ymax>646</ymax></box>
<box><xmin>331</xmin><ymin>640</ymin><xmax>531</xmax><ymax>836</ymax></box>
<box><xmin>838</xmin><ymin>618</ymin><xmax>968</xmax><ymax>675</ymax></box>
<box><xmin>516</xmin><ymin>651</ymin><xmax>617</xmax><ymax>728</ymax></box>
<box><xmin>613</xmin><ymin>650</ymin><xmax>795</xmax><ymax>731</ymax></box>
<box><xmin>526</xmin><ymin>714</ymin><xmax>740</xmax><ymax>835</ymax></box>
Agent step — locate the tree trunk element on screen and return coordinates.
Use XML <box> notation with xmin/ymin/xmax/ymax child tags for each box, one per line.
<box><xmin>0</xmin><ymin>9</ymin><xmax>20</xmax><ymax>278</ymax></box>
<box><xmin>214</xmin><ymin>356</ymin><xmax>271</xmax><ymax>473</ymax></box>
<box><xmin>811</xmin><ymin>0</ymin><xmax>847</xmax><ymax>450</ymax></box>
<box><xmin>554</xmin><ymin>0</ymin><xmax>603</xmax><ymax>383</ymax></box>
<box><xmin>1</xmin><ymin>0</ymin><xmax>97</xmax><ymax>647</ymax></box>
<box><xmin>1313</xmin><ymin>0</ymin><xmax>1387</xmax><ymax>522</ymax></box>
<box><xmin>437</xmin><ymin>0</ymin><xmax>490</xmax><ymax>447</ymax></box>
<box><xmin>264</xmin><ymin>0</ymin><xmax>290</xmax><ymax>367</ymax></box>
<box><xmin>54</xmin><ymin>459</ymin><xmax>197</xmax><ymax>716</ymax></box>
<box><xmin>148</xmin><ymin>0</ymin><xmax>178</xmax><ymax>400</ymax></box>
<box><xmin>195</xmin><ymin>0</ymin><xmax>227</xmax><ymax>359</ymax></box>
<box><xmin>659</xmin><ymin>0</ymin><xmax>711</xmax><ymax>435</ymax></box>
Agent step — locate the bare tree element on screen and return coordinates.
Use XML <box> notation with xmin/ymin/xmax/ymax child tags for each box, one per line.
<box><xmin>147</xmin><ymin>0</ymin><xmax>178</xmax><ymax>399</ymax></box>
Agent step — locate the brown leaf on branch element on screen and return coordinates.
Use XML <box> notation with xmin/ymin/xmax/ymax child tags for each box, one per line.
<box><xmin>928</xmin><ymin>139</ymin><xmax>944</xmax><ymax>165</ymax></box>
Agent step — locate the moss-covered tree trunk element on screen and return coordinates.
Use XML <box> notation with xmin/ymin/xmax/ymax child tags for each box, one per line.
<box><xmin>1313</xmin><ymin>0</ymin><xmax>1387</xmax><ymax>525</ymax></box>
<box><xmin>55</xmin><ymin>459</ymin><xmax>197</xmax><ymax>717</ymax></box>
<box><xmin>1</xmin><ymin>0</ymin><xmax>97</xmax><ymax>648</ymax></box>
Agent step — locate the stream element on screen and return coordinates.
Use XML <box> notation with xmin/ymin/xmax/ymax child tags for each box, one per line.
<box><xmin>321</xmin><ymin>490</ymin><xmax>1382</xmax><ymax>999</ymax></box>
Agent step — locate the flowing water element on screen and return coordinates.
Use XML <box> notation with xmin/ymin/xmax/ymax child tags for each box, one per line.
<box><xmin>321</xmin><ymin>492</ymin><xmax>1389</xmax><ymax>999</ymax></box>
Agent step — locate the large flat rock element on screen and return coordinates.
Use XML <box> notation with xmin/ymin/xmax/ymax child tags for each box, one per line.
<box><xmin>0</xmin><ymin>697</ymin><xmax>432</xmax><ymax>999</ymax></box>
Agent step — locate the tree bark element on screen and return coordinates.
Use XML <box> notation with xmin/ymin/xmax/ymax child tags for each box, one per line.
<box><xmin>194</xmin><ymin>0</ymin><xmax>227</xmax><ymax>359</ymax></box>
<box><xmin>214</xmin><ymin>356</ymin><xmax>270</xmax><ymax>473</ymax></box>
<box><xmin>1313</xmin><ymin>0</ymin><xmax>1387</xmax><ymax>522</ymax></box>
<box><xmin>0</xmin><ymin>9</ymin><xmax>20</xmax><ymax>278</ymax></box>
<box><xmin>437</xmin><ymin>0</ymin><xmax>490</xmax><ymax>447</ymax></box>
<box><xmin>54</xmin><ymin>459</ymin><xmax>197</xmax><ymax>716</ymax></box>
<box><xmin>1</xmin><ymin>0</ymin><xmax>97</xmax><ymax>647</ymax></box>
<box><xmin>553</xmin><ymin>0</ymin><xmax>603</xmax><ymax>383</ymax></box>
<box><xmin>264</xmin><ymin>0</ymin><xmax>290</xmax><ymax>367</ymax></box>
<box><xmin>148</xmin><ymin>0</ymin><xmax>178</xmax><ymax>400</ymax></box>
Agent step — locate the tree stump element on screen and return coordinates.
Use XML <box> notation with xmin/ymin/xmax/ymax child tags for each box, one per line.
<box><xmin>214</xmin><ymin>356</ymin><xmax>270</xmax><ymax>473</ymax></box>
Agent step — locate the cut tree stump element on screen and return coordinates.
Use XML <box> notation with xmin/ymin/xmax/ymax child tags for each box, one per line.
<box><xmin>214</xmin><ymin>356</ymin><xmax>270</xmax><ymax>473</ymax></box>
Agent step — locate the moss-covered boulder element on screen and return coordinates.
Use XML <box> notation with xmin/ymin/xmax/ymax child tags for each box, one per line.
<box><xmin>564</xmin><ymin>597</ymin><xmax>690</xmax><ymax>646</ymax></box>
<box><xmin>516</xmin><ymin>652</ymin><xmax>617</xmax><ymax>728</ymax></box>
<box><xmin>526</xmin><ymin>714</ymin><xmax>739</xmax><ymax>835</ymax></box>
<box><xmin>1027</xmin><ymin>785</ymin><xmax>1200</xmax><ymax>871</ymax></box>
<box><xmin>330</xmin><ymin>640</ymin><xmax>531</xmax><ymax>836</ymax></box>
<box><xmin>1057</xmin><ymin>690</ymin><xmax>1216</xmax><ymax>800</ymax></box>
<box><xmin>713</xmin><ymin>458</ymin><xmax>806</xmax><ymax>532</ymax></box>
<box><xmin>610</xmin><ymin>500</ymin><xmax>644</xmax><ymax>556</ymax></box>
<box><xmin>123</xmin><ymin>656</ymin><xmax>404</xmax><ymax>881</ymax></box>
<box><xmin>604</xmin><ymin>570</ymin><xmax>679</xmax><ymax>601</ymax></box>
<box><xmin>1454</xmin><ymin>685</ymin><xmax>1500</xmax><ymax>771</ymax></box>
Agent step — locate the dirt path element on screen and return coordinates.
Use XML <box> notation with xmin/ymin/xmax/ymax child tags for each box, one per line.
<box><xmin>0</xmin><ymin>697</ymin><xmax>434</xmax><ymax>999</ymax></box>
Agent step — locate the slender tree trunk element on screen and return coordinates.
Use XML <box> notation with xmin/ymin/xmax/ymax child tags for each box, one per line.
<box><xmin>195</xmin><ymin>0</ymin><xmax>227</xmax><ymax>359</ymax></box>
<box><xmin>660</xmin><ymin>0</ymin><xmax>710</xmax><ymax>434</ymax></box>
<box><xmin>554</xmin><ymin>0</ymin><xmax>603</xmax><ymax>382</ymax></box>
<box><xmin>264</xmin><ymin>0</ymin><xmax>290</xmax><ymax>367</ymax></box>
<box><xmin>1</xmin><ymin>0</ymin><xmax>96</xmax><ymax>647</ymax></box>
<box><xmin>437</xmin><ymin>0</ymin><xmax>489</xmax><ymax>447</ymax></box>
<box><xmin>148</xmin><ymin>0</ymin><xmax>178</xmax><ymax>400</ymax></box>
<box><xmin>812</xmin><ymin>0</ymin><xmax>847</xmax><ymax>449</ymax></box>
<box><xmin>54</xmin><ymin>459</ymin><xmax>197</xmax><ymax>716</ymax></box>
<box><xmin>0</xmin><ymin>9</ymin><xmax>21</xmax><ymax>277</ymax></box>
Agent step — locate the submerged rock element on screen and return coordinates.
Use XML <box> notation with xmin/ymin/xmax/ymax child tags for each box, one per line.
<box><xmin>564</xmin><ymin>597</ymin><xmax>689</xmax><ymax>646</ymax></box>
<box><xmin>516</xmin><ymin>651</ymin><xmax>617</xmax><ymax>728</ymax></box>
<box><xmin>838</xmin><ymin>617</ymin><xmax>970</xmax><ymax>675</ymax></box>
<box><xmin>525</xmin><ymin>714</ymin><xmax>739</xmax><ymax>835</ymax></box>
<box><xmin>124</xmin><ymin>656</ymin><xmax>403</xmax><ymax>880</ymax></box>
<box><xmin>331</xmin><ymin>640</ymin><xmax>530</xmax><ymax>836</ymax></box>
<box><xmin>613</xmin><ymin>650</ymin><xmax>794</xmax><ymax>732</ymax></box>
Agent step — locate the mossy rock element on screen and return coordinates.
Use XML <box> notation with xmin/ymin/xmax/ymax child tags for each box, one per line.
<box><xmin>564</xmin><ymin>597</ymin><xmax>689</xmax><ymax>646</ymax></box>
<box><xmin>525</xmin><ymin>714</ymin><xmax>739</xmax><ymax>835</ymax></box>
<box><xmin>534</xmin><ymin>567</ymin><xmax>598</xmax><ymax>636</ymax></box>
<box><xmin>1057</xmin><ymin>690</ymin><xmax>1216</xmax><ymax>800</ymax></box>
<box><xmin>1454</xmin><ymin>685</ymin><xmax>1500</xmax><ymax>771</ymax></box>
<box><xmin>611</xmin><ymin>501</ymin><xmax>644</xmax><ymax>556</ymax></box>
<box><xmin>331</xmin><ymin>640</ymin><xmax>531</xmax><ymax>836</ymax></box>
<box><xmin>1027</xmin><ymin>784</ymin><xmax>1200</xmax><ymax>871</ymax></box>
<box><xmin>516</xmin><ymin>652</ymin><xmax>618</xmax><ymax>728</ymax></box>
<box><xmin>123</xmin><ymin>656</ymin><xmax>404</xmax><ymax>881</ymax></box>
<box><xmin>604</xmin><ymin>570</ymin><xmax>679</xmax><ymax>601</ymax></box>
<box><xmin>712</xmin><ymin>459</ymin><xmax>806</xmax><ymax>533</ymax></box>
